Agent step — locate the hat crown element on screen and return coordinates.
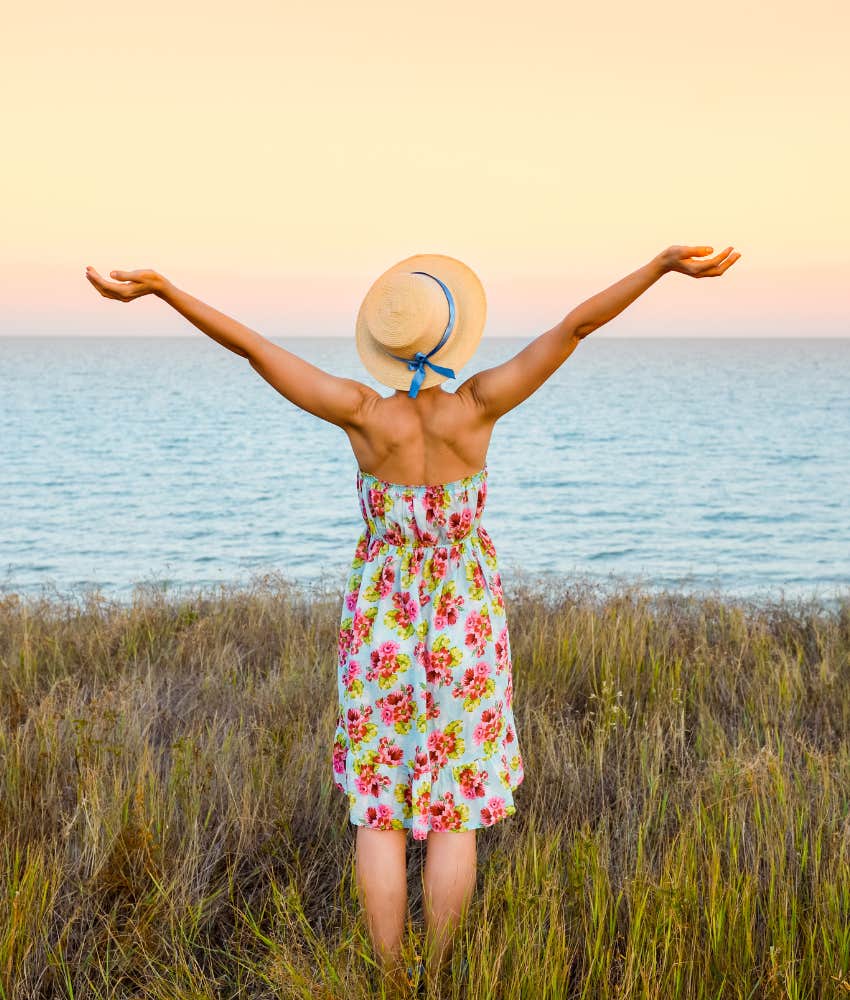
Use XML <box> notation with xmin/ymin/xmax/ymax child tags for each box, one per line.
<box><xmin>361</xmin><ymin>271</ymin><xmax>451</xmax><ymax>356</ymax></box>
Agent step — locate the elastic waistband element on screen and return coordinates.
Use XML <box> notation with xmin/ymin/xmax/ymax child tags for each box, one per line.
<box><xmin>364</xmin><ymin>527</ymin><xmax>483</xmax><ymax>552</ymax></box>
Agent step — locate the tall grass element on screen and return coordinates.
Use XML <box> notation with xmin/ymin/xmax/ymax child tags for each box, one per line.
<box><xmin>1</xmin><ymin>571</ymin><xmax>849</xmax><ymax>999</ymax></box>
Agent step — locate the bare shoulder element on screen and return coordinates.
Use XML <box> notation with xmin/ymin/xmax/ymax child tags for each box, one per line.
<box><xmin>345</xmin><ymin>380</ymin><xmax>494</xmax><ymax>475</ymax></box>
<box><xmin>454</xmin><ymin>371</ymin><xmax>495</xmax><ymax>419</ymax></box>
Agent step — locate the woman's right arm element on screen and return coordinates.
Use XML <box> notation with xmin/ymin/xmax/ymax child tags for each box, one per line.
<box><xmin>85</xmin><ymin>266</ymin><xmax>378</xmax><ymax>430</ymax></box>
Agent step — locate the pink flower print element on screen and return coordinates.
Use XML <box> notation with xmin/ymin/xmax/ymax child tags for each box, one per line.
<box><xmin>391</xmin><ymin>590</ymin><xmax>418</xmax><ymax>629</ymax></box>
<box><xmin>434</xmin><ymin>588</ymin><xmax>464</xmax><ymax>630</ymax></box>
<box><xmin>338</xmin><ymin>623</ymin><xmax>353</xmax><ymax>665</ymax></box>
<box><xmin>430</xmin><ymin>547</ymin><xmax>449</xmax><ymax>580</ymax></box>
<box><xmin>491</xmin><ymin>571</ymin><xmax>504</xmax><ymax>608</ymax></box>
<box><xmin>423</xmin><ymin>689</ymin><xmax>441</xmax><ymax>721</ymax></box>
<box><xmin>411</xmin><ymin>520</ymin><xmax>439</xmax><ymax>547</ymax></box>
<box><xmin>427</xmin><ymin>725</ymin><xmax>461</xmax><ymax>772</ymax></box>
<box><xmin>418</xmin><ymin>577</ymin><xmax>431</xmax><ymax>608</ymax></box>
<box><xmin>407</xmin><ymin>546</ymin><xmax>426</xmax><ymax>578</ymax></box>
<box><xmin>477</xmin><ymin>525</ymin><xmax>497</xmax><ymax>561</ymax></box>
<box><xmin>377</xmin><ymin>560</ymin><xmax>396</xmax><ymax>598</ymax></box>
<box><xmin>464</xmin><ymin>608</ymin><xmax>492</xmax><ymax>657</ymax></box>
<box><xmin>345</xmin><ymin>705</ymin><xmax>375</xmax><ymax>745</ymax></box>
<box><xmin>415</xmin><ymin>788</ymin><xmax>433</xmax><ymax>826</ymax></box>
<box><xmin>505</xmin><ymin>672</ymin><xmax>513</xmax><ymax>708</ymax></box>
<box><xmin>428</xmin><ymin>791</ymin><xmax>464</xmax><ymax>832</ymax></box>
<box><xmin>470</xmin><ymin>563</ymin><xmax>486</xmax><ymax>594</ymax></box>
<box><xmin>447</xmin><ymin>507</ymin><xmax>473</xmax><ymax>542</ymax></box>
<box><xmin>377</xmin><ymin>684</ymin><xmax>416</xmax><ymax>728</ymax></box>
<box><xmin>375</xmin><ymin>735</ymin><xmax>405</xmax><ymax>767</ymax></box>
<box><xmin>368</xmin><ymin>486</ymin><xmax>389</xmax><ymax>518</ymax></box>
<box><xmin>355</xmin><ymin>761</ymin><xmax>391</xmax><ymax>797</ymax></box>
<box><xmin>366</xmin><ymin>640</ymin><xmax>403</xmax><ymax>684</ymax></box>
<box><xmin>473</xmin><ymin>705</ymin><xmax>504</xmax><ymax>746</ymax></box>
<box><xmin>423</xmin><ymin>486</ymin><xmax>448</xmax><ymax>526</ymax></box>
<box><xmin>344</xmin><ymin>589</ymin><xmax>358</xmax><ymax>612</ymax></box>
<box><xmin>342</xmin><ymin>660</ymin><xmax>362</xmax><ymax>693</ymax></box>
<box><xmin>455</xmin><ymin>763</ymin><xmax>489</xmax><ymax>799</ymax></box>
<box><xmin>495</xmin><ymin>626</ymin><xmax>510</xmax><ymax>673</ymax></box>
<box><xmin>364</xmin><ymin>803</ymin><xmax>397</xmax><ymax>831</ymax></box>
<box><xmin>453</xmin><ymin>661</ymin><xmax>492</xmax><ymax>705</ymax></box>
<box><xmin>475</xmin><ymin>481</ymin><xmax>487</xmax><ymax>518</ymax></box>
<box><xmin>351</xmin><ymin>608</ymin><xmax>374</xmax><ymax>652</ymax></box>
<box><xmin>424</xmin><ymin>642</ymin><xmax>456</xmax><ymax>687</ymax></box>
<box><xmin>367</xmin><ymin>536</ymin><xmax>384</xmax><ymax>561</ymax></box>
<box><xmin>480</xmin><ymin>796</ymin><xmax>508</xmax><ymax>826</ymax></box>
<box><xmin>411</xmin><ymin>748</ymin><xmax>430</xmax><ymax>780</ymax></box>
<box><xmin>383</xmin><ymin>522</ymin><xmax>405</xmax><ymax>546</ymax></box>
<box><xmin>426</xmin><ymin>729</ymin><xmax>450</xmax><ymax>771</ymax></box>
<box><xmin>332</xmin><ymin>736</ymin><xmax>347</xmax><ymax>778</ymax></box>
<box><xmin>354</xmin><ymin>531</ymin><xmax>369</xmax><ymax>563</ymax></box>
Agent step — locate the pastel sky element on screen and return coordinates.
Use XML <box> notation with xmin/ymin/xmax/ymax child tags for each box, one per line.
<box><xmin>3</xmin><ymin>0</ymin><xmax>848</xmax><ymax>338</ymax></box>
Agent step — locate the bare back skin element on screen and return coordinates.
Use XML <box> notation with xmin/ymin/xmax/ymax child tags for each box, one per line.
<box><xmin>346</xmin><ymin>382</ymin><xmax>495</xmax><ymax>485</ymax></box>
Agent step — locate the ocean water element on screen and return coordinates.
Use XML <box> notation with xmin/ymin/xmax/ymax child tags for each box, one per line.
<box><xmin>1</xmin><ymin>335</ymin><xmax>848</xmax><ymax>608</ymax></box>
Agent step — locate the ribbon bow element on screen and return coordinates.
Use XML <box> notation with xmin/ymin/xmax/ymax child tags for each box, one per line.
<box><xmin>402</xmin><ymin>351</ymin><xmax>457</xmax><ymax>399</ymax></box>
<box><xmin>384</xmin><ymin>270</ymin><xmax>457</xmax><ymax>398</ymax></box>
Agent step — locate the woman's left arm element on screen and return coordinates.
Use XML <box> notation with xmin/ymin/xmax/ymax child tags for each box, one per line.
<box><xmin>567</xmin><ymin>245</ymin><xmax>741</xmax><ymax>340</ymax></box>
<box><xmin>461</xmin><ymin>244</ymin><xmax>741</xmax><ymax>422</ymax></box>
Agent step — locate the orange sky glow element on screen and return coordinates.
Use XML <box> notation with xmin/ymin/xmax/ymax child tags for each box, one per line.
<box><xmin>3</xmin><ymin>0</ymin><xmax>848</xmax><ymax>338</ymax></box>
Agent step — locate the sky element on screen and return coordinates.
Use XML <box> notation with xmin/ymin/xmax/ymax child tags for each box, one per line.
<box><xmin>2</xmin><ymin>0</ymin><xmax>848</xmax><ymax>339</ymax></box>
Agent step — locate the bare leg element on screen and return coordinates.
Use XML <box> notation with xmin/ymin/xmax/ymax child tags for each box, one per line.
<box><xmin>355</xmin><ymin>826</ymin><xmax>409</xmax><ymax>992</ymax></box>
<box><xmin>422</xmin><ymin>830</ymin><xmax>476</xmax><ymax>983</ymax></box>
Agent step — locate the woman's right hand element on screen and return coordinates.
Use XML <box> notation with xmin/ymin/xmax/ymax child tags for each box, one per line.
<box><xmin>85</xmin><ymin>266</ymin><xmax>169</xmax><ymax>301</ymax></box>
<box><xmin>659</xmin><ymin>245</ymin><xmax>741</xmax><ymax>277</ymax></box>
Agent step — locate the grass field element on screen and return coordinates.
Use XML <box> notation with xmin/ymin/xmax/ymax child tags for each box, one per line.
<box><xmin>1</xmin><ymin>571</ymin><xmax>849</xmax><ymax>999</ymax></box>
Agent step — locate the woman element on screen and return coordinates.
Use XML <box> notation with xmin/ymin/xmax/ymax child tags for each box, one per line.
<box><xmin>86</xmin><ymin>244</ymin><xmax>740</xmax><ymax>992</ymax></box>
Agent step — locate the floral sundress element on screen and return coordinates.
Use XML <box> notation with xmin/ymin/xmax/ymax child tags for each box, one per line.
<box><xmin>331</xmin><ymin>461</ymin><xmax>524</xmax><ymax>840</ymax></box>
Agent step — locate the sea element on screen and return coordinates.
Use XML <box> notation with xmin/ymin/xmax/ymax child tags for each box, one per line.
<box><xmin>2</xmin><ymin>335</ymin><xmax>848</xmax><ymax>610</ymax></box>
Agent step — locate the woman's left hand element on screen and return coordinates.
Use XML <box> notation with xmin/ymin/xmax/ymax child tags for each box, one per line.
<box><xmin>85</xmin><ymin>266</ymin><xmax>167</xmax><ymax>301</ymax></box>
<box><xmin>660</xmin><ymin>245</ymin><xmax>741</xmax><ymax>277</ymax></box>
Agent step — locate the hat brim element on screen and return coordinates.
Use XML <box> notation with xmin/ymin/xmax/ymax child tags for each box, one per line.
<box><xmin>355</xmin><ymin>253</ymin><xmax>487</xmax><ymax>392</ymax></box>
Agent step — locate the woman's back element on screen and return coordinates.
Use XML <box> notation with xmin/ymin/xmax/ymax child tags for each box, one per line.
<box><xmin>344</xmin><ymin>382</ymin><xmax>496</xmax><ymax>487</ymax></box>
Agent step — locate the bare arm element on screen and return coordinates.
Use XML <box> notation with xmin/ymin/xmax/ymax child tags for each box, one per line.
<box><xmin>463</xmin><ymin>244</ymin><xmax>741</xmax><ymax>422</ymax></box>
<box><xmin>84</xmin><ymin>266</ymin><xmax>379</xmax><ymax>429</ymax></box>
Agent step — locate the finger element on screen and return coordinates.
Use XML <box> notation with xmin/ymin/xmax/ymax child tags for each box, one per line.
<box><xmin>695</xmin><ymin>247</ymin><xmax>735</xmax><ymax>274</ymax></box>
<box><xmin>685</xmin><ymin>246</ymin><xmax>714</xmax><ymax>257</ymax></box>
<box><xmin>85</xmin><ymin>268</ymin><xmax>132</xmax><ymax>298</ymax></box>
<box><xmin>714</xmin><ymin>251</ymin><xmax>741</xmax><ymax>273</ymax></box>
<box><xmin>86</xmin><ymin>267</ymin><xmax>118</xmax><ymax>288</ymax></box>
<box><xmin>699</xmin><ymin>252</ymin><xmax>742</xmax><ymax>277</ymax></box>
<box><xmin>109</xmin><ymin>269</ymin><xmax>144</xmax><ymax>282</ymax></box>
<box><xmin>704</xmin><ymin>246</ymin><xmax>734</xmax><ymax>266</ymax></box>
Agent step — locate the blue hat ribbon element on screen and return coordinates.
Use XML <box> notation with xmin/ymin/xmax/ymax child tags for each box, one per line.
<box><xmin>383</xmin><ymin>270</ymin><xmax>457</xmax><ymax>398</ymax></box>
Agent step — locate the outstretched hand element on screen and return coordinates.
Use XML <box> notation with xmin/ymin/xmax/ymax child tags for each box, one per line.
<box><xmin>661</xmin><ymin>245</ymin><xmax>741</xmax><ymax>278</ymax></box>
<box><xmin>85</xmin><ymin>266</ymin><xmax>166</xmax><ymax>301</ymax></box>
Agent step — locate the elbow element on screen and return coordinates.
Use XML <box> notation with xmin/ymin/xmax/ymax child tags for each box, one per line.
<box><xmin>573</xmin><ymin>323</ymin><xmax>594</xmax><ymax>341</ymax></box>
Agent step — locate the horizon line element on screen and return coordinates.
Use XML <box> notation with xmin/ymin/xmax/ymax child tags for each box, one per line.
<box><xmin>2</xmin><ymin>333</ymin><xmax>848</xmax><ymax>341</ymax></box>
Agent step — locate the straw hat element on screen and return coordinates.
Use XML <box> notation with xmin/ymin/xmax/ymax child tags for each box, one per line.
<box><xmin>355</xmin><ymin>253</ymin><xmax>487</xmax><ymax>396</ymax></box>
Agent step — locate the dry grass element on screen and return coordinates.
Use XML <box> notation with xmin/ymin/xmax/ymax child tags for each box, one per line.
<box><xmin>1</xmin><ymin>569</ymin><xmax>849</xmax><ymax>999</ymax></box>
